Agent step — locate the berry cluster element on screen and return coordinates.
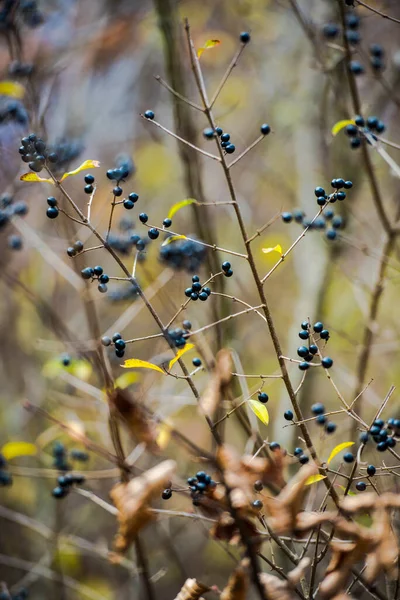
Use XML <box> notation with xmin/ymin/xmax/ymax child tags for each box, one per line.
<box><xmin>184</xmin><ymin>275</ymin><xmax>212</xmax><ymax>302</ymax></box>
<box><xmin>322</xmin><ymin>13</ymin><xmax>360</xmax><ymax>43</ymax></box>
<box><xmin>52</xmin><ymin>472</ymin><xmax>86</xmax><ymax>499</ymax></box>
<box><xmin>293</xmin><ymin>447</ymin><xmax>311</xmax><ymax>465</ymax></box>
<box><xmin>107</xmin><ymin>217</ymin><xmax>149</xmax><ymax>256</ymax></box>
<box><xmin>105</xmin><ymin>154</ymin><xmax>135</xmax><ymax>184</ymax></box>
<box><xmin>52</xmin><ymin>441</ymin><xmax>71</xmax><ymax>471</ymax></box>
<box><xmin>281</xmin><ymin>178</ymin><xmax>352</xmax><ymax>241</ymax></box>
<box><xmin>66</xmin><ymin>239</ymin><xmax>84</xmax><ymax>257</ymax></box>
<box><xmin>167</xmin><ymin>326</ymin><xmax>189</xmax><ymax>349</ymax></box>
<box><xmin>212</xmin><ymin>128</ymin><xmax>236</xmax><ymax>155</ymax></box>
<box><xmin>296</xmin><ymin>320</ymin><xmax>333</xmax><ymax>371</ymax></box>
<box><xmin>101</xmin><ymin>332</ymin><xmax>126</xmax><ymax>358</ymax></box>
<box><xmin>81</xmin><ymin>265</ymin><xmax>110</xmax><ymax>293</ymax></box>
<box><xmin>186</xmin><ymin>471</ymin><xmax>216</xmax><ymax>506</ymax></box>
<box><xmin>310</xmin><ymin>403</ymin><xmax>337</xmax><ymax>434</ymax></box>
<box><xmin>0</xmin><ymin>453</ymin><xmax>12</xmax><ymax>487</ymax></box>
<box><xmin>0</xmin><ymin>194</ymin><xmax>28</xmax><ymax>250</ymax></box>
<box><xmin>0</xmin><ymin>98</ymin><xmax>28</xmax><ymax>125</ymax></box>
<box><xmin>344</xmin><ymin>115</ymin><xmax>386</xmax><ymax>149</ymax></box>
<box><xmin>360</xmin><ymin>417</ymin><xmax>399</xmax><ymax>452</ymax></box>
<box><xmin>47</xmin><ymin>137</ymin><xmax>84</xmax><ymax>173</ymax></box>
<box><xmin>159</xmin><ymin>235</ymin><xmax>206</xmax><ymax>273</ymax></box>
<box><xmin>19</xmin><ymin>134</ymin><xmax>58</xmax><ymax>173</ymax></box>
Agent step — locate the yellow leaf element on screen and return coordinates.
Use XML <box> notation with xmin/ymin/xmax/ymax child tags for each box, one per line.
<box><xmin>198</xmin><ymin>39</ymin><xmax>221</xmax><ymax>58</ymax></box>
<box><xmin>0</xmin><ymin>80</ymin><xmax>25</xmax><ymax>98</ymax></box>
<box><xmin>248</xmin><ymin>399</ymin><xmax>269</xmax><ymax>425</ymax></box>
<box><xmin>331</xmin><ymin>119</ymin><xmax>356</xmax><ymax>136</ymax></box>
<box><xmin>2</xmin><ymin>441</ymin><xmax>37</xmax><ymax>461</ymax></box>
<box><xmin>70</xmin><ymin>360</ymin><xmax>92</xmax><ymax>382</ymax></box>
<box><xmin>161</xmin><ymin>235</ymin><xmax>187</xmax><ymax>247</ymax></box>
<box><xmin>156</xmin><ymin>423</ymin><xmax>172</xmax><ymax>450</ymax></box>
<box><xmin>60</xmin><ymin>160</ymin><xmax>100</xmax><ymax>182</ymax></box>
<box><xmin>337</xmin><ymin>485</ymin><xmax>356</xmax><ymax>496</ymax></box>
<box><xmin>167</xmin><ymin>198</ymin><xmax>197</xmax><ymax>220</ymax></box>
<box><xmin>114</xmin><ymin>372</ymin><xmax>140</xmax><ymax>390</ymax></box>
<box><xmin>304</xmin><ymin>474</ymin><xmax>326</xmax><ymax>486</ymax></box>
<box><xmin>262</xmin><ymin>244</ymin><xmax>283</xmax><ymax>255</ymax></box>
<box><xmin>168</xmin><ymin>344</ymin><xmax>195</xmax><ymax>370</ymax></box>
<box><xmin>326</xmin><ymin>441</ymin><xmax>355</xmax><ymax>465</ymax></box>
<box><xmin>121</xmin><ymin>358</ymin><xmax>165</xmax><ymax>374</ymax></box>
<box><xmin>20</xmin><ymin>172</ymin><xmax>54</xmax><ymax>184</ymax></box>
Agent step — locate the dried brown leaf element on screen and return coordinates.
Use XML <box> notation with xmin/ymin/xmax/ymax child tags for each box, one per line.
<box><xmin>259</xmin><ymin>558</ymin><xmax>310</xmax><ymax>600</ymax></box>
<box><xmin>110</xmin><ymin>459</ymin><xmax>176</xmax><ymax>554</ymax></box>
<box><xmin>263</xmin><ymin>464</ymin><xmax>317</xmax><ymax>534</ymax></box>
<box><xmin>210</xmin><ymin>511</ymin><xmax>259</xmax><ymax>548</ymax></box>
<box><xmin>173</xmin><ymin>578</ymin><xmax>210</xmax><ymax>600</ymax></box>
<box><xmin>220</xmin><ymin>563</ymin><xmax>249</xmax><ymax>600</ymax></box>
<box><xmin>200</xmin><ymin>349</ymin><xmax>232</xmax><ymax>417</ymax></box>
<box><xmin>110</xmin><ymin>387</ymin><xmax>158</xmax><ymax>451</ymax></box>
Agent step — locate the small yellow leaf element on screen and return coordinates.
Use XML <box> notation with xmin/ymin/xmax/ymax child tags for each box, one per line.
<box><xmin>168</xmin><ymin>343</ymin><xmax>195</xmax><ymax>370</ymax></box>
<box><xmin>337</xmin><ymin>485</ymin><xmax>356</xmax><ymax>496</ymax></box>
<box><xmin>2</xmin><ymin>441</ymin><xmax>37</xmax><ymax>461</ymax></box>
<box><xmin>121</xmin><ymin>358</ymin><xmax>165</xmax><ymax>374</ymax></box>
<box><xmin>60</xmin><ymin>160</ymin><xmax>100</xmax><ymax>182</ymax></box>
<box><xmin>156</xmin><ymin>422</ymin><xmax>172</xmax><ymax>450</ymax></box>
<box><xmin>326</xmin><ymin>441</ymin><xmax>355</xmax><ymax>465</ymax></box>
<box><xmin>161</xmin><ymin>235</ymin><xmax>187</xmax><ymax>247</ymax></box>
<box><xmin>167</xmin><ymin>198</ymin><xmax>197</xmax><ymax>220</ymax></box>
<box><xmin>262</xmin><ymin>244</ymin><xmax>283</xmax><ymax>255</ymax></box>
<box><xmin>331</xmin><ymin>119</ymin><xmax>356</xmax><ymax>136</ymax></box>
<box><xmin>20</xmin><ymin>172</ymin><xmax>54</xmax><ymax>183</ymax></box>
<box><xmin>304</xmin><ymin>474</ymin><xmax>326</xmax><ymax>486</ymax></box>
<box><xmin>198</xmin><ymin>39</ymin><xmax>221</xmax><ymax>58</ymax></box>
<box><xmin>70</xmin><ymin>360</ymin><xmax>92</xmax><ymax>382</ymax></box>
<box><xmin>114</xmin><ymin>372</ymin><xmax>140</xmax><ymax>390</ymax></box>
<box><xmin>0</xmin><ymin>80</ymin><xmax>25</xmax><ymax>98</ymax></box>
<box><xmin>248</xmin><ymin>399</ymin><xmax>269</xmax><ymax>425</ymax></box>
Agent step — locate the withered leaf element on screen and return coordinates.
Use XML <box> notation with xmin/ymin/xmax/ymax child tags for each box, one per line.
<box><xmin>259</xmin><ymin>557</ymin><xmax>310</xmax><ymax>600</ymax></box>
<box><xmin>173</xmin><ymin>578</ymin><xmax>210</xmax><ymax>600</ymax></box>
<box><xmin>220</xmin><ymin>562</ymin><xmax>249</xmax><ymax>600</ymax></box>
<box><xmin>110</xmin><ymin>459</ymin><xmax>176</xmax><ymax>554</ymax></box>
<box><xmin>262</xmin><ymin>464</ymin><xmax>317</xmax><ymax>534</ymax></box>
<box><xmin>109</xmin><ymin>387</ymin><xmax>158</xmax><ymax>451</ymax></box>
<box><xmin>199</xmin><ymin>349</ymin><xmax>232</xmax><ymax>417</ymax></box>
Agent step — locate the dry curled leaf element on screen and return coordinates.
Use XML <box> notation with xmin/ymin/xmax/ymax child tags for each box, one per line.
<box><xmin>200</xmin><ymin>349</ymin><xmax>232</xmax><ymax>417</ymax></box>
<box><xmin>173</xmin><ymin>578</ymin><xmax>209</xmax><ymax>600</ymax></box>
<box><xmin>259</xmin><ymin>558</ymin><xmax>310</xmax><ymax>600</ymax></box>
<box><xmin>210</xmin><ymin>511</ymin><xmax>259</xmax><ymax>548</ymax></box>
<box><xmin>110</xmin><ymin>459</ymin><xmax>176</xmax><ymax>554</ymax></box>
<box><xmin>263</xmin><ymin>464</ymin><xmax>317</xmax><ymax>534</ymax></box>
<box><xmin>220</xmin><ymin>563</ymin><xmax>249</xmax><ymax>600</ymax></box>
<box><xmin>109</xmin><ymin>387</ymin><xmax>158</xmax><ymax>451</ymax></box>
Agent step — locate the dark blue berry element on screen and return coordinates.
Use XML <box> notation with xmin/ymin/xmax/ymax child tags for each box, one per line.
<box><xmin>0</xmin><ymin>471</ymin><xmax>13</xmax><ymax>486</ymax></box>
<box><xmin>115</xmin><ymin>339</ymin><xmax>126</xmax><ymax>351</ymax></box>
<box><xmin>84</xmin><ymin>174</ymin><xmax>95</xmax><ymax>184</ymax></box>
<box><xmin>203</xmin><ymin>128</ymin><xmax>215</xmax><ymax>139</ymax></box>
<box><xmin>299</xmin><ymin>362</ymin><xmax>310</xmax><ymax>371</ymax></box>
<box><xmin>323</xmin><ymin>23</ymin><xmax>339</xmax><ymax>38</ymax></box>
<box><xmin>191</xmin><ymin>292</ymin><xmax>199</xmax><ymax>301</ymax></box>
<box><xmin>185</xmin><ymin>288</ymin><xmax>193</xmax><ymax>297</ymax></box>
<box><xmin>343</xmin><ymin>452</ymin><xmax>354</xmax><ymax>463</ymax></box>
<box><xmin>282</xmin><ymin>212</ymin><xmax>292</xmax><ymax>223</ymax></box>
<box><xmin>97</xmin><ymin>283</ymin><xmax>107</xmax><ymax>293</ymax></box>
<box><xmin>8</xmin><ymin>234</ymin><xmax>22</xmax><ymax>250</ymax></box>
<box><xmin>301</xmin><ymin>321</ymin><xmax>309</xmax><ymax>330</ymax></box>
<box><xmin>224</xmin><ymin>268</ymin><xmax>233</xmax><ymax>277</ymax></box>
<box><xmin>222</xmin><ymin>261</ymin><xmax>231</xmax><ymax>272</ymax></box>
<box><xmin>148</xmin><ymin>228</ymin><xmax>159</xmax><ymax>240</ymax></box>
<box><xmin>293</xmin><ymin>210</ymin><xmax>305</xmax><ymax>223</ymax></box>
<box><xmin>387</xmin><ymin>437</ymin><xmax>396</xmax><ymax>448</ymax></box>
<box><xmin>225</xmin><ymin>144</ymin><xmax>236</xmax><ymax>154</ymax></box>
<box><xmin>123</xmin><ymin>199</ymin><xmax>134</xmax><ymax>209</ymax></box>
<box><xmin>346</xmin><ymin>14</ymin><xmax>360</xmax><ymax>29</ymax></box>
<box><xmin>299</xmin><ymin>454</ymin><xmax>309</xmax><ymax>464</ymax></box>
<box><xmin>326</xmin><ymin>229</ymin><xmax>337</xmax><ymax>240</ymax></box>
<box><xmin>309</xmin><ymin>344</ymin><xmax>318</xmax><ymax>355</ymax></box>
<box><xmin>260</xmin><ymin>123</ymin><xmax>271</xmax><ymax>135</ymax></box>
<box><xmin>356</xmin><ymin>481</ymin><xmax>366</xmax><ymax>492</ymax></box>
<box><xmin>162</xmin><ymin>488</ymin><xmax>172</xmax><ymax>500</ymax></box>
<box><xmin>192</xmin><ymin>357</ymin><xmax>202</xmax><ymax>367</ymax></box>
<box><xmin>199</xmin><ymin>291</ymin><xmax>208</xmax><ymax>301</ymax></box>
<box><xmin>349</xmin><ymin>61</ymin><xmax>364</xmax><ymax>75</ymax></box>
<box><xmin>112</xmin><ymin>333</ymin><xmax>122</xmax><ymax>343</ymax></box>
<box><xmin>139</xmin><ymin>213</ymin><xmax>148</xmax><ymax>223</ymax></box>
<box><xmin>297</xmin><ymin>346</ymin><xmax>309</xmax><ymax>358</ymax></box>
<box><xmin>299</xmin><ymin>331</ymin><xmax>309</xmax><ymax>340</ymax></box>
<box><xmin>316</xmin><ymin>415</ymin><xmax>327</xmax><ymax>425</ymax></box>
<box><xmin>350</xmin><ymin>137</ymin><xmax>361</xmax><ymax>149</ymax></box>
<box><xmin>313</xmin><ymin>322</ymin><xmax>323</xmax><ymax>333</ymax></box>
<box><xmin>294</xmin><ymin>447</ymin><xmax>303</xmax><ymax>456</ymax></box>
<box><xmin>252</xmin><ymin>499</ymin><xmax>263</xmax><ymax>509</ymax></box>
<box><xmin>215</xmin><ymin>127</ymin><xmax>223</xmax><ymax>136</ymax></box>
<box><xmin>270</xmin><ymin>442</ymin><xmax>280</xmax><ymax>451</ymax></box>
<box><xmin>93</xmin><ymin>265</ymin><xmax>103</xmax><ymax>276</ymax></box>
<box><xmin>314</xmin><ymin>187</ymin><xmax>325</xmax><ymax>198</ymax></box>
<box><xmin>84</xmin><ymin>184</ymin><xmax>94</xmax><ymax>194</ymax></box>
<box><xmin>81</xmin><ymin>267</ymin><xmax>94</xmax><ymax>280</ymax></box>
<box><xmin>240</xmin><ymin>32</ymin><xmax>251</xmax><ymax>43</ymax></box>
<box><xmin>367</xmin><ymin>465</ymin><xmax>376</xmax><ymax>476</ymax></box>
<box><xmin>320</xmin><ymin>330</ymin><xmax>330</xmax><ymax>340</ymax></box>
<box><xmin>346</xmin><ymin>30</ymin><xmax>361</xmax><ymax>45</ymax></box>
<box><xmin>375</xmin><ymin>120</ymin><xmax>385</xmax><ymax>134</ymax></box>
<box><xmin>359</xmin><ymin>432</ymin><xmax>369</xmax><ymax>444</ymax></box>
<box><xmin>311</xmin><ymin>403</ymin><xmax>325</xmax><ymax>415</ymax></box>
<box><xmin>377</xmin><ymin>441</ymin><xmax>388</xmax><ymax>452</ymax></box>
<box><xmin>144</xmin><ymin>110</ymin><xmax>155</xmax><ymax>120</ymax></box>
<box><xmin>46</xmin><ymin>206</ymin><xmax>59</xmax><ymax>219</ymax></box>
<box><xmin>183</xmin><ymin>320</ymin><xmax>192</xmax><ymax>330</ymax></box>
<box><xmin>221</xmin><ymin>133</ymin><xmax>230</xmax><ymax>142</ymax></box>
<box><xmin>52</xmin><ymin>486</ymin><xmax>68</xmax><ymax>499</ymax></box>
<box><xmin>163</xmin><ymin>218</ymin><xmax>172</xmax><ymax>228</ymax></box>
<box><xmin>325</xmin><ymin>422</ymin><xmax>336</xmax><ymax>434</ymax></box>
<box><xmin>258</xmin><ymin>392</ymin><xmax>269</xmax><ymax>403</ymax></box>
<box><xmin>321</xmin><ymin>357</ymin><xmax>333</xmax><ymax>369</ymax></box>
<box><xmin>284</xmin><ymin>410</ymin><xmax>294</xmax><ymax>421</ymax></box>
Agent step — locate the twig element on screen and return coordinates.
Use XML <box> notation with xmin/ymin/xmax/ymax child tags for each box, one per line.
<box><xmin>355</xmin><ymin>0</ymin><xmax>400</xmax><ymax>24</ymax></box>
<box><xmin>154</xmin><ymin>75</ymin><xmax>204</xmax><ymax>111</ymax></box>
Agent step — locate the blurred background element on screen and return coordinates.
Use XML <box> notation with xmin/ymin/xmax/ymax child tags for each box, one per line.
<box><xmin>0</xmin><ymin>0</ymin><xmax>400</xmax><ymax>598</ymax></box>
